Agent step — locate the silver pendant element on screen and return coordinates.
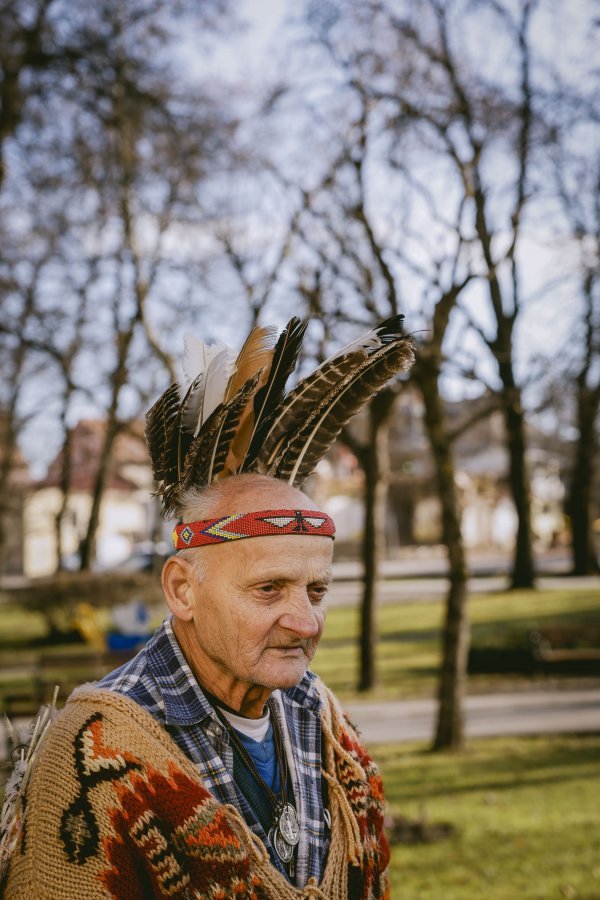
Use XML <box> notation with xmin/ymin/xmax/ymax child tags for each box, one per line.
<box><xmin>269</xmin><ymin>825</ymin><xmax>294</xmax><ymax>863</ymax></box>
<box><xmin>278</xmin><ymin>802</ymin><xmax>300</xmax><ymax>846</ymax></box>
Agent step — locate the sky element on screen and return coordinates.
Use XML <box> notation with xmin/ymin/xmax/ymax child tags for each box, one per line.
<box><xmin>13</xmin><ymin>0</ymin><xmax>598</xmax><ymax>475</ymax></box>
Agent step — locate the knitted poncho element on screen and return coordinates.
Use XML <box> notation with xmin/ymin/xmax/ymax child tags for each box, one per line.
<box><xmin>3</xmin><ymin>684</ymin><xmax>390</xmax><ymax>899</ymax></box>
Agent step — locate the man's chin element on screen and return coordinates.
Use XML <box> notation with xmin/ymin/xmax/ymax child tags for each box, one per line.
<box><xmin>256</xmin><ymin>659</ymin><xmax>310</xmax><ymax>691</ymax></box>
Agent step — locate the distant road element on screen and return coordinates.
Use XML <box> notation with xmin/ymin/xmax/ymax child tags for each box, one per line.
<box><xmin>327</xmin><ymin>554</ymin><xmax>600</xmax><ymax>606</ymax></box>
<box><xmin>327</xmin><ymin>573</ymin><xmax>600</xmax><ymax>606</ymax></box>
<box><xmin>345</xmin><ymin>686</ymin><xmax>600</xmax><ymax>744</ymax></box>
<box><xmin>3</xmin><ymin>551</ymin><xmax>598</xmax><ymax>606</ymax></box>
<box><xmin>2</xmin><ymin>687</ymin><xmax>598</xmax><ymax>762</ymax></box>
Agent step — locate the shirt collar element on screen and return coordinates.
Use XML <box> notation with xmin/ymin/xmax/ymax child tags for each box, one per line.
<box><xmin>146</xmin><ymin>615</ymin><xmax>323</xmax><ymax>725</ymax></box>
<box><xmin>285</xmin><ymin>669</ymin><xmax>323</xmax><ymax>715</ymax></box>
<box><xmin>146</xmin><ymin>616</ymin><xmax>215</xmax><ymax>726</ymax></box>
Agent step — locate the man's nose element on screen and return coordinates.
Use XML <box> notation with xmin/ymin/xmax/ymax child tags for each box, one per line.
<box><xmin>279</xmin><ymin>592</ymin><xmax>321</xmax><ymax>638</ymax></box>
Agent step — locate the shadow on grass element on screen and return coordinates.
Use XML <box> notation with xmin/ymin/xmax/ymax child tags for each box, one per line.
<box><xmin>470</xmin><ymin>608</ymin><xmax>600</xmax><ymax>634</ymax></box>
<box><xmin>382</xmin><ymin>735</ymin><xmax>600</xmax><ymax>803</ymax></box>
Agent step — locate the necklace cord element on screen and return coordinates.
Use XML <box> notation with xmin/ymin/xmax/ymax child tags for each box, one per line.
<box><xmin>213</xmin><ymin>701</ymin><xmax>288</xmax><ymax>818</ymax></box>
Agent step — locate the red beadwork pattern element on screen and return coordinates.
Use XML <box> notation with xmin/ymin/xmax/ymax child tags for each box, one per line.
<box><xmin>172</xmin><ymin>508</ymin><xmax>335</xmax><ymax>549</ymax></box>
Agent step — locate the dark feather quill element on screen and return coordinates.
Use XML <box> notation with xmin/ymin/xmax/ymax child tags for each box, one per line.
<box><xmin>166</xmin><ymin>373</ymin><xmax>263</xmax><ymax>514</ymax></box>
<box><xmin>243</xmin><ymin>317</ymin><xmax>308</xmax><ymax>470</ymax></box>
<box><xmin>258</xmin><ymin>348</ymin><xmax>368</xmax><ymax>469</ymax></box>
<box><xmin>145</xmin><ymin>383</ymin><xmax>181</xmax><ymax>483</ymax></box>
<box><xmin>268</xmin><ymin>338</ymin><xmax>415</xmax><ymax>485</ymax></box>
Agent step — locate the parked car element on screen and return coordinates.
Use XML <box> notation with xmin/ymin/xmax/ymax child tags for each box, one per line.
<box><xmin>110</xmin><ymin>541</ymin><xmax>174</xmax><ymax>573</ymax></box>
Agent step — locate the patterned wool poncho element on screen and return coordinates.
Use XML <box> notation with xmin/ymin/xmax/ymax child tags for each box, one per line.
<box><xmin>3</xmin><ymin>683</ymin><xmax>390</xmax><ymax>899</ymax></box>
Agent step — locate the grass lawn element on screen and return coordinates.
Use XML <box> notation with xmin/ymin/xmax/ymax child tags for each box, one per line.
<box><xmin>312</xmin><ymin>588</ymin><xmax>600</xmax><ymax>700</ymax></box>
<box><xmin>380</xmin><ymin>733</ymin><xmax>600</xmax><ymax>899</ymax></box>
<box><xmin>1</xmin><ymin>589</ymin><xmax>598</xmax><ymax>896</ymax></box>
<box><xmin>0</xmin><ymin>586</ymin><xmax>598</xmax><ymax>709</ymax></box>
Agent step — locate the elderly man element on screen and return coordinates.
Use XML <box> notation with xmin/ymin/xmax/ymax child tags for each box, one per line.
<box><xmin>3</xmin><ymin>317</ymin><xmax>413</xmax><ymax>899</ymax></box>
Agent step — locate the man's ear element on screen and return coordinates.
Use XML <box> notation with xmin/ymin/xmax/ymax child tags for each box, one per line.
<box><xmin>162</xmin><ymin>556</ymin><xmax>196</xmax><ymax>622</ymax></box>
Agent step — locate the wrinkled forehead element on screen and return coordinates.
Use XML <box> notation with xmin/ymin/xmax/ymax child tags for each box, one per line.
<box><xmin>206</xmin><ymin>532</ymin><xmax>334</xmax><ymax>582</ymax></box>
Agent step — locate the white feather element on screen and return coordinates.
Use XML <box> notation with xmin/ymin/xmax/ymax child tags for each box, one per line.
<box><xmin>322</xmin><ymin>323</ymin><xmax>390</xmax><ymax>364</ymax></box>
<box><xmin>191</xmin><ymin>348</ymin><xmax>235</xmax><ymax>437</ymax></box>
<box><xmin>182</xmin><ymin>334</ymin><xmax>235</xmax><ymax>383</ymax></box>
<box><xmin>182</xmin><ymin>335</ymin><xmax>238</xmax><ymax>436</ymax></box>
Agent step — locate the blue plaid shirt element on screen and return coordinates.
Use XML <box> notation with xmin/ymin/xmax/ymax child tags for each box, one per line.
<box><xmin>97</xmin><ymin>617</ymin><xmax>330</xmax><ymax>886</ymax></box>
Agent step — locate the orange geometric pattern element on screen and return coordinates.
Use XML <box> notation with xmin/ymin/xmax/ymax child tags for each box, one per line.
<box><xmin>80</xmin><ymin>716</ymin><xmax>140</xmax><ymax>778</ymax></box>
<box><xmin>100</xmin><ymin>762</ymin><xmax>264</xmax><ymax>899</ymax></box>
<box><xmin>52</xmin><ymin>707</ymin><xmax>388</xmax><ymax>899</ymax></box>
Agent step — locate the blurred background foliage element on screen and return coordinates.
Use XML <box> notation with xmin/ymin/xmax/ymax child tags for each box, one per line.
<box><xmin>1</xmin><ymin>4</ymin><xmax>599</xmax><ymax>894</ymax></box>
<box><xmin>0</xmin><ymin>0</ymin><xmax>598</xmax><ymax>754</ymax></box>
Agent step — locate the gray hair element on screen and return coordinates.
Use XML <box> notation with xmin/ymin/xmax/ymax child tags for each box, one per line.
<box><xmin>174</xmin><ymin>484</ymin><xmax>226</xmax><ymax>582</ymax></box>
<box><xmin>174</xmin><ymin>478</ymin><xmax>258</xmax><ymax>582</ymax></box>
<box><xmin>176</xmin><ymin>483</ymin><xmax>229</xmax><ymax>522</ymax></box>
<box><xmin>173</xmin><ymin>474</ymin><xmax>306</xmax><ymax>583</ymax></box>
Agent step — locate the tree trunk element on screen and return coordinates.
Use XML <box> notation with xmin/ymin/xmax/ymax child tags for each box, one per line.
<box><xmin>567</xmin><ymin>385</ymin><xmax>599</xmax><ymax>574</ymax></box>
<box><xmin>472</xmin><ymin>162</ymin><xmax>535</xmax><ymax>590</ymax></box>
<box><xmin>359</xmin><ymin>392</ymin><xmax>394</xmax><ymax>692</ymax></box>
<box><xmin>416</xmin><ymin>362</ymin><xmax>469</xmax><ymax>750</ymax></box>
<box><xmin>0</xmin><ymin>411</ymin><xmax>19</xmax><ymax>575</ymax></box>
<box><xmin>79</xmin><ymin>297</ymin><xmax>140</xmax><ymax>570</ymax></box>
<box><xmin>54</xmin><ymin>409</ymin><xmax>74</xmax><ymax>571</ymax></box>
<box><xmin>79</xmin><ymin>420</ymin><xmax>119</xmax><ymax>570</ymax></box>
<box><xmin>504</xmin><ymin>388</ymin><xmax>535</xmax><ymax>588</ymax></box>
<box><xmin>0</xmin><ymin>294</ymin><xmax>34</xmax><ymax>572</ymax></box>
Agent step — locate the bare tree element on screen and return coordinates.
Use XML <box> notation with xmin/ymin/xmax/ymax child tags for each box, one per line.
<box><xmin>0</xmin><ymin>0</ymin><xmax>237</xmax><ymax>570</ymax></box>
<box><xmin>567</xmin><ymin>290</ymin><xmax>600</xmax><ymax>574</ymax></box>
<box><xmin>51</xmin><ymin>270</ymin><xmax>97</xmax><ymax>570</ymax></box>
<box><xmin>74</xmin><ymin>5</ymin><xmax>218</xmax><ymax>567</ymax></box>
<box><xmin>0</xmin><ymin>167</ymin><xmax>76</xmax><ymax>570</ymax></box>
<box><xmin>552</xmin><ymin>151</ymin><xmax>600</xmax><ymax>574</ymax></box>
<box><xmin>0</xmin><ymin>259</ymin><xmax>48</xmax><ymax>572</ymax></box>
<box><xmin>411</xmin><ymin>279</ymin><xmax>473</xmax><ymax>748</ymax></box>
<box><xmin>358</xmin><ymin>0</ymin><xmax>543</xmax><ymax>587</ymax></box>
<box><xmin>278</xmin><ymin>0</ymin><xmax>583</xmax><ymax>739</ymax></box>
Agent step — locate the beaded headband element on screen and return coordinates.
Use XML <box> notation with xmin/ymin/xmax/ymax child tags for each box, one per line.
<box><xmin>172</xmin><ymin>508</ymin><xmax>335</xmax><ymax>549</ymax></box>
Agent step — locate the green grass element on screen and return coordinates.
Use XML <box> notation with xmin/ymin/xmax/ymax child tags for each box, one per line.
<box><xmin>1</xmin><ymin>590</ymin><xmax>599</xmax><ymax>896</ymax></box>
<box><xmin>312</xmin><ymin>588</ymin><xmax>600</xmax><ymax>700</ymax></box>
<box><xmin>0</xmin><ymin>586</ymin><xmax>598</xmax><ymax>709</ymax></box>
<box><xmin>379</xmin><ymin>733</ymin><xmax>600</xmax><ymax>899</ymax></box>
<box><xmin>0</xmin><ymin>604</ymin><xmax>49</xmax><ymax>644</ymax></box>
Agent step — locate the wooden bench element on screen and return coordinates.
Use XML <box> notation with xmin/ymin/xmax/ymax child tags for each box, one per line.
<box><xmin>0</xmin><ymin>648</ymin><xmax>137</xmax><ymax>719</ymax></box>
<box><xmin>529</xmin><ymin>624</ymin><xmax>600</xmax><ymax>663</ymax></box>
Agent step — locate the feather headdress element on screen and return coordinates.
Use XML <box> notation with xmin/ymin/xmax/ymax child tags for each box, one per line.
<box><xmin>146</xmin><ymin>315</ymin><xmax>414</xmax><ymax>517</ymax></box>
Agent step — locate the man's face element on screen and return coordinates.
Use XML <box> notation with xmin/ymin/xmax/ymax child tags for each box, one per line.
<box><xmin>187</xmin><ymin>533</ymin><xmax>333</xmax><ymax>693</ymax></box>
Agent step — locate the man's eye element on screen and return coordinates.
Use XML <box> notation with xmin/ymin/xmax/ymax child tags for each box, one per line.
<box><xmin>310</xmin><ymin>586</ymin><xmax>328</xmax><ymax>602</ymax></box>
<box><xmin>259</xmin><ymin>584</ymin><xmax>277</xmax><ymax>594</ymax></box>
